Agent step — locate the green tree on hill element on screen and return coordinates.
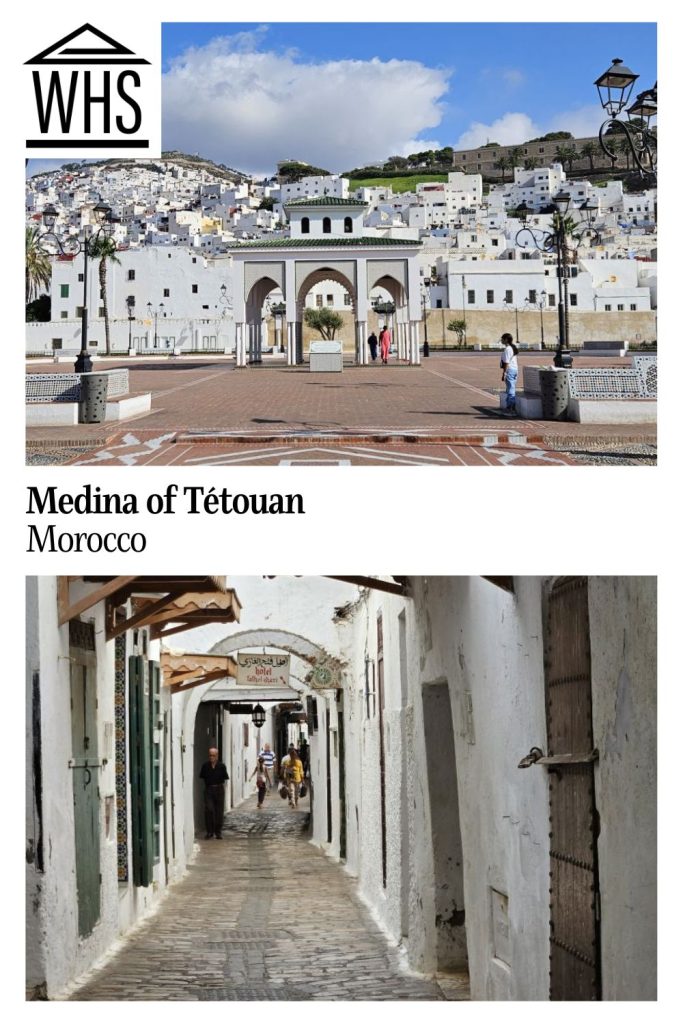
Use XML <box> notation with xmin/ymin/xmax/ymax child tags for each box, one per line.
<box><xmin>494</xmin><ymin>156</ymin><xmax>509</xmax><ymax>182</ymax></box>
<box><xmin>580</xmin><ymin>140</ymin><xmax>598</xmax><ymax>171</ymax></box>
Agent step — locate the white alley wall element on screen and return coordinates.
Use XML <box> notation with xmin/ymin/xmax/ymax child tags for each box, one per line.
<box><xmin>25</xmin><ymin>579</ymin><xmax>189</xmax><ymax>998</ymax></box>
<box><xmin>336</xmin><ymin>588</ymin><xmax>414</xmax><ymax>946</ymax></box>
<box><xmin>407</xmin><ymin>576</ymin><xmax>551</xmax><ymax>999</ymax></box>
<box><xmin>338</xmin><ymin>579</ymin><xmax>552</xmax><ymax>996</ymax></box>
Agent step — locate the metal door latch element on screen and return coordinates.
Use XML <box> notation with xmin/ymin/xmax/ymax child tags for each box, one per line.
<box><xmin>518</xmin><ymin>746</ymin><xmax>544</xmax><ymax>768</ymax></box>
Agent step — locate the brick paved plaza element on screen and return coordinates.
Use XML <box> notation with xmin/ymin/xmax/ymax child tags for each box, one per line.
<box><xmin>68</xmin><ymin>794</ymin><xmax>467</xmax><ymax>1001</ymax></box>
<box><xmin>27</xmin><ymin>353</ymin><xmax>656</xmax><ymax>466</ymax></box>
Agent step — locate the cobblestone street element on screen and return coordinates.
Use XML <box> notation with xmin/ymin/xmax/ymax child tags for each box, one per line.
<box><xmin>69</xmin><ymin>794</ymin><xmax>466</xmax><ymax>1001</ymax></box>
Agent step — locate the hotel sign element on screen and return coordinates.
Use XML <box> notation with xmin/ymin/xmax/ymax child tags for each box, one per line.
<box><xmin>236</xmin><ymin>653</ymin><xmax>290</xmax><ymax>687</ymax></box>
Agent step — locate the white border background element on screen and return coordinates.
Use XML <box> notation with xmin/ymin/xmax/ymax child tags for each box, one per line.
<box><xmin>5</xmin><ymin>0</ymin><xmax>677</xmax><ymax>1017</ymax></box>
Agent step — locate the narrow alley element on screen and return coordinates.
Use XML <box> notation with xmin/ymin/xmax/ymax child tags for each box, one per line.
<box><xmin>26</xmin><ymin>576</ymin><xmax>657</xmax><ymax>1001</ymax></box>
<box><xmin>70</xmin><ymin>794</ymin><xmax>462</xmax><ymax>1001</ymax></box>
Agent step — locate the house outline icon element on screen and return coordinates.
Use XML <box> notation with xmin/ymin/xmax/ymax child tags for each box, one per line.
<box><xmin>25</xmin><ymin>23</ymin><xmax>150</xmax><ymax>65</ymax></box>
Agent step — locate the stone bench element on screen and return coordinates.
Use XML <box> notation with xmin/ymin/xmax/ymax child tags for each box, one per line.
<box><xmin>500</xmin><ymin>361</ymin><xmax>657</xmax><ymax>422</ymax></box>
<box><xmin>26</xmin><ymin>391</ymin><xmax>151</xmax><ymax>426</ymax></box>
<box><xmin>579</xmin><ymin>340</ymin><xmax>629</xmax><ymax>357</ymax></box>
<box><xmin>309</xmin><ymin>340</ymin><xmax>343</xmax><ymax>372</ymax></box>
<box><xmin>25</xmin><ymin>368</ymin><xmax>130</xmax><ymax>403</ymax></box>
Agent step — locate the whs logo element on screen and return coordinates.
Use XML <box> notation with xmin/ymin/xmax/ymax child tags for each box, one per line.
<box><xmin>25</xmin><ymin>23</ymin><xmax>157</xmax><ymax>153</ymax></box>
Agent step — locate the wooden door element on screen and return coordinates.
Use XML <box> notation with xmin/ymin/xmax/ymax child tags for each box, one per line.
<box><xmin>544</xmin><ymin>577</ymin><xmax>601</xmax><ymax>1000</ymax></box>
<box><xmin>69</xmin><ymin>621</ymin><xmax>101</xmax><ymax>938</ymax></box>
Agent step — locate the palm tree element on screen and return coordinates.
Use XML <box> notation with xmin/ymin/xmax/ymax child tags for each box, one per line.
<box><xmin>564</xmin><ymin>146</ymin><xmax>578</xmax><ymax>172</ymax></box>
<box><xmin>580</xmin><ymin>140</ymin><xmax>597</xmax><ymax>172</ymax></box>
<box><xmin>494</xmin><ymin>156</ymin><xmax>508</xmax><ymax>183</ymax></box>
<box><xmin>524</xmin><ymin>157</ymin><xmax>538</xmax><ymax>171</ymax></box>
<box><xmin>619</xmin><ymin>137</ymin><xmax>632</xmax><ymax>170</ymax></box>
<box><xmin>88</xmin><ymin>236</ymin><xmax>120</xmax><ymax>355</ymax></box>
<box><xmin>554</xmin><ymin>144</ymin><xmax>573</xmax><ymax>170</ymax></box>
<box><xmin>508</xmin><ymin>146</ymin><xmax>524</xmax><ymax>171</ymax></box>
<box><xmin>25</xmin><ymin>226</ymin><xmax>51</xmax><ymax>305</ymax></box>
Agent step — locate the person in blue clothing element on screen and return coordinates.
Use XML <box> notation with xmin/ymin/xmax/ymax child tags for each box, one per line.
<box><xmin>500</xmin><ymin>332</ymin><xmax>519</xmax><ymax>415</ymax></box>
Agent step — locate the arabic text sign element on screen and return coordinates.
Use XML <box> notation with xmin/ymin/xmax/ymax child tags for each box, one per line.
<box><xmin>237</xmin><ymin>653</ymin><xmax>290</xmax><ymax>687</ymax></box>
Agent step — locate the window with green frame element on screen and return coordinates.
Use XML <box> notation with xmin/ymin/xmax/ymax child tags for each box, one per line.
<box><xmin>60</xmin><ymin>283</ymin><xmax>69</xmax><ymax>298</ymax></box>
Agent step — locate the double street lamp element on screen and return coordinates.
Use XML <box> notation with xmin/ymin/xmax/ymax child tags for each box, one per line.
<box><xmin>146</xmin><ymin>301</ymin><xmax>165</xmax><ymax>349</ymax></box>
<box><xmin>514</xmin><ymin>194</ymin><xmax>597</xmax><ymax>367</ymax></box>
<box><xmin>126</xmin><ymin>296</ymin><xmax>136</xmax><ymax>352</ymax></box>
<box><xmin>40</xmin><ymin>200</ymin><xmax>114</xmax><ymax>372</ymax></box>
<box><xmin>264</xmin><ymin>297</ymin><xmax>286</xmax><ymax>353</ymax></box>
<box><xmin>594</xmin><ymin>58</ymin><xmax>657</xmax><ymax>182</ymax></box>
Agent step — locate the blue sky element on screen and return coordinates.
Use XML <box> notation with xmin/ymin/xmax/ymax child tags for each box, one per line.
<box><xmin>161</xmin><ymin>22</ymin><xmax>656</xmax><ymax>169</ymax></box>
<box><xmin>28</xmin><ymin>22</ymin><xmax>656</xmax><ymax>177</ymax></box>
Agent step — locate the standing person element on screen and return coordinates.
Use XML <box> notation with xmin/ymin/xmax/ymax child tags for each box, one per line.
<box><xmin>298</xmin><ymin>736</ymin><xmax>309</xmax><ymax>777</ymax></box>
<box><xmin>367</xmin><ymin>331</ymin><xmax>378</xmax><ymax>362</ymax></box>
<box><xmin>500</xmin><ymin>332</ymin><xmax>519</xmax><ymax>415</ymax></box>
<box><xmin>199</xmin><ymin>746</ymin><xmax>229</xmax><ymax>839</ymax></box>
<box><xmin>379</xmin><ymin>324</ymin><xmax>392</xmax><ymax>364</ymax></box>
<box><xmin>259</xmin><ymin>742</ymin><xmax>277</xmax><ymax>789</ymax></box>
<box><xmin>281</xmin><ymin>744</ymin><xmax>305</xmax><ymax>808</ymax></box>
<box><xmin>250</xmin><ymin>757</ymin><xmax>271</xmax><ymax>809</ymax></box>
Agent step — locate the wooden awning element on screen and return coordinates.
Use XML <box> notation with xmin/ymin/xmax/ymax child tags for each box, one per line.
<box><xmin>263</xmin><ymin>576</ymin><xmax>410</xmax><ymax>597</ymax></box>
<box><xmin>161</xmin><ymin>652</ymin><xmax>237</xmax><ymax>695</ymax></box>
<box><xmin>57</xmin><ymin>576</ymin><xmax>242</xmax><ymax>639</ymax></box>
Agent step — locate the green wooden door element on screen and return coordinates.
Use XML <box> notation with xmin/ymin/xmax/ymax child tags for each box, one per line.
<box><xmin>129</xmin><ymin>655</ymin><xmax>154</xmax><ymax>887</ymax></box>
<box><xmin>70</xmin><ymin>631</ymin><xmax>101</xmax><ymax>938</ymax></box>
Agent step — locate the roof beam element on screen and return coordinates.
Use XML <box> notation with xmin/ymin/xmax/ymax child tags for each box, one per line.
<box><xmin>326</xmin><ymin>576</ymin><xmax>409</xmax><ymax>597</ymax></box>
<box><xmin>106</xmin><ymin>589</ymin><xmax>187</xmax><ymax>640</ymax></box>
<box><xmin>58</xmin><ymin>575</ymin><xmax>139</xmax><ymax>626</ymax></box>
<box><xmin>170</xmin><ymin>668</ymin><xmax>232</xmax><ymax>695</ymax></box>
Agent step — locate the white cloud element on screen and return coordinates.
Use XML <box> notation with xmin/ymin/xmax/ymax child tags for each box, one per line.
<box><xmin>455</xmin><ymin>113</ymin><xmax>539</xmax><ymax>150</ymax></box>
<box><xmin>546</xmin><ymin>104</ymin><xmax>605</xmax><ymax>141</ymax></box>
<box><xmin>162</xmin><ymin>36</ymin><xmax>450</xmax><ymax>174</ymax></box>
<box><xmin>502</xmin><ymin>68</ymin><xmax>525</xmax><ymax>88</ymax></box>
<box><xmin>455</xmin><ymin>103</ymin><xmax>608</xmax><ymax>152</ymax></box>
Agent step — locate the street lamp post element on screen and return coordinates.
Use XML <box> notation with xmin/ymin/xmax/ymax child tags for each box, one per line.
<box><xmin>514</xmin><ymin>194</ymin><xmax>597</xmax><ymax>368</ymax></box>
<box><xmin>503</xmin><ymin>301</ymin><xmax>520</xmax><ymax>344</ymax></box>
<box><xmin>594</xmin><ymin>58</ymin><xmax>657</xmax><ymax>183</ymax></box>
<box><xmin>39</xmin><ymin>200</ymin><xmax>114</xmax><ymax>372</ymax></box>
<box><xmin>127</xmin><ymin>296</ymin><xmax>136</xmax><ymax>352</ymax></box>
<box><xmin>146</xmin><ymin>301</ymin><xmax>165</xmax><ymax>349</ymax></box>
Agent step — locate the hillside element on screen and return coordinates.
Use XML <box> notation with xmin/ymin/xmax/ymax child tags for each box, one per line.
<box><xmin>349</xmin><ymin>173</ymin><xmax>448</xmax><ymax>193</ymax></box>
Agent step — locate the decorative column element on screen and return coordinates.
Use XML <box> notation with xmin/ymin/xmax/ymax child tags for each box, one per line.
<box><xmin>409</xmin><ymin>322</ymin><xmax>421</xmax><ymax>365</ymax></box>
<box><xmin>235</xmin><ymin>323</ymin><xmax>246</xmax><ymax>367</ymax></box>
<box><xmin>356</xmin><ymin>321</ymin><xmax>368</xmax><ymax>365</ymax></box>
<box><xmin>286</xmin><ymin>322</ymin><xmax>296</xmax><ymax>365</ymax></box>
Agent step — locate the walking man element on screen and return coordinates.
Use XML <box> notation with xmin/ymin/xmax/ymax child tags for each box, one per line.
<box><xmin>199</xmin><ymin>746</ymin><xmax>229</xmax><ymax>839</ymax></box>
<box><xmin>259</xmin><ymin>741</ymin><xmax>277</xmax><ymax>788</ymax></box>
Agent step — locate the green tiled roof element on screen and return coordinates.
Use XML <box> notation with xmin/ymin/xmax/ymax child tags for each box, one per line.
<box><xmin>225</xmin><ymin>236</ymin><xmax>422</xmax><ymax>249</ymax></box>
<box><xmin>284</xmin><ymin>196</ymin><xmax>368</xmax><ymax>208</ymax></box>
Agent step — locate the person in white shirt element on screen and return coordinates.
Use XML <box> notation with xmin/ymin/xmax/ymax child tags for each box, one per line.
<box><xmin>500</xmin><ymin>332</ymin><xmax>519</xmax><ymax>415</ymax></box>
